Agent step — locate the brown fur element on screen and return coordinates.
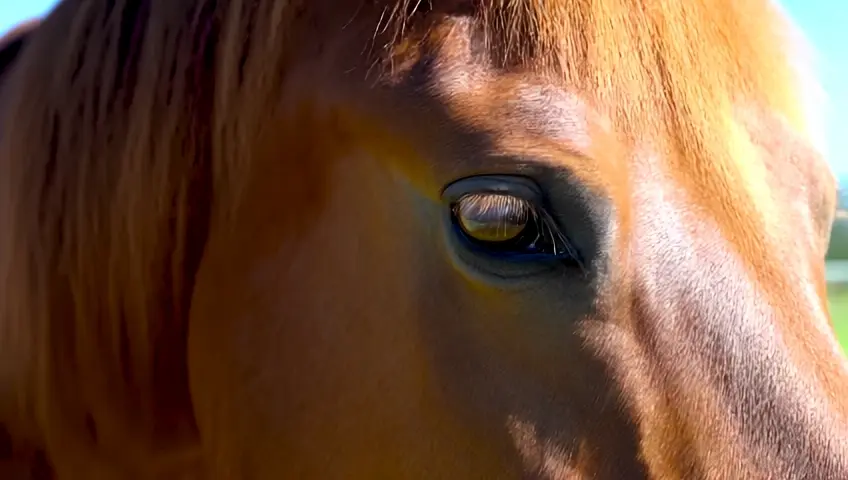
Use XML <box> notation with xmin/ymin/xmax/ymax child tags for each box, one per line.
<box><xmin>0</xmin><ymin>0</ymin><xmax>844</xmax><ymax>478</ymax></box>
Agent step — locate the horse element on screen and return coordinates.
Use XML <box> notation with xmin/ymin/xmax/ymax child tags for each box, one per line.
<box><xmin>0</xmin><ymin>0</ymin><xmax>846</xmax><ymax>478</ymax></box>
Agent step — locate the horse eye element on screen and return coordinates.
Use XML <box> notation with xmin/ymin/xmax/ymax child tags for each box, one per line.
<box><xmin>453</xmin><ymin>193</ymin><xmax>532</xmax><ymax>243</ymax></box>
<box><xmin>443</xmin><ymin>175</ymin><xmax>583</xmax><ymax>268</ymax></box>
<box><xmin>449</xmin><ymin>188</ymin><xmax>582</xmax><ymax>267</ymax></box>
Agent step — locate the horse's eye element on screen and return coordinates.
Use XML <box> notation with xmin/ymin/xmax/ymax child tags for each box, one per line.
<box><xmin>450</xmin><ymin>191</ymin><xmax>581</xmax><ymax>266</ymax></box>
<box><xmin>453</xmin><ymin>193</ymin><xmax>531</xmax><ymax>243</ymax></box>
<box><xmin>443</xmin><ymin>175</ymin><xmax>584</xmax><ymax>271</ymax></box>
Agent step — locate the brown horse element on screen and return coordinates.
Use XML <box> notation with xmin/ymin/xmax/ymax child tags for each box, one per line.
<box><xmin>1</xmin><ymin>0</ymin><xmax>847</xmax><ymax>478</ymax></box>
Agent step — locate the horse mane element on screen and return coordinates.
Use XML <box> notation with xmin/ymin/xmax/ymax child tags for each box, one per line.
<box><xmin>0</xmin><ymin>0</ymin><xmax>819</xmax><ymax>472</ymax></box>
<box><xmin>0</xmin><ymin>0</ymin><xmax>228</xmax><ymax>469</ymax></box>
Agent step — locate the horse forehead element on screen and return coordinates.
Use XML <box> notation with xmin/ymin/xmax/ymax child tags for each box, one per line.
<box><xmin>478</xmin><ymin>82</ymin><xmax>596</xmax><ymax>152</ymax></box>
<box><xmin>429</xmin><ymin>64</ymin><xmax>605</xmax><ymax>166</ymax></box>
<box><xmin>418</xmin><ymin>20</ymin><xmax>823</xmax><ymax>211</ymax></box>
<box><xmin>418</xmin><ymin>23</ymin><xmax>597</xmax><ymax>152</ymax></box>
<box><xmin>496</xmin><ymin>83</ymin><xmax>597</xmax><ymax>151</ymax></box>
<box><xmin>431</xmin><ymin>68</ymin><xmax>786</xmax><ymax>202</ymax></box>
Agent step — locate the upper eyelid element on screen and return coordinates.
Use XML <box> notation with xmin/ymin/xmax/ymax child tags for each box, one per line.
<box><xmin>441</xmin><ymin>175</ymin><xmax>543</xmax><ymax>204</ymax></box>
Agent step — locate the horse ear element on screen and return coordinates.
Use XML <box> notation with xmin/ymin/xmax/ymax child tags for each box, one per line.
<box><xmin>0</xmin><ymin>19</ymin><xmax>40</xmax><ymax>82</ymax></box>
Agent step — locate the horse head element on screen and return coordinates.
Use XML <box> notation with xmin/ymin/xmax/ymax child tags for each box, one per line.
<box><xmin>0</xmin><ymin>1</ymin><xmax>845</xmax><ymax>478</ymax></box>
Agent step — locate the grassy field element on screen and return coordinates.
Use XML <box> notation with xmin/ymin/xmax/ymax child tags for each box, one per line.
<box><xmin>830</xmin><ymin>286</ymin><xmax>848</xmax><ymax>354</ymax></box>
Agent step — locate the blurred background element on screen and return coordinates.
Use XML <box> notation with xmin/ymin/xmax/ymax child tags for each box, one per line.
<box><xmin>1</xmin><ymin>1</ymin><xmax>848</xmax><ymax>350</ymax></box>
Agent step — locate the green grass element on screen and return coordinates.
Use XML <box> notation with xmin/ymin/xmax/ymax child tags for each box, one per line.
<box><xmin>828</xmin><ymin>286</ymin><xmax>848</xmax><ymax>353</ymax></box>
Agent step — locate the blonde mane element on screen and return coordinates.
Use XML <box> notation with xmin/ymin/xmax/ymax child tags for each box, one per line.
<box><xmin>0</xmin><ymin>0</ymin><xmax>818</xmax><ymax>469</ymax></box>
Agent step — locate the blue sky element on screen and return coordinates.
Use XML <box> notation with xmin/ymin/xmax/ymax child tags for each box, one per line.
<box><xmin>1</xmin><ymin>1</ymin><xmax>846</xmax><ymax>174</ymax></box>
<box><xmin>0</xmin><ymin>1</ymin><xmax>54</xmax><ymax>37</ymax></box>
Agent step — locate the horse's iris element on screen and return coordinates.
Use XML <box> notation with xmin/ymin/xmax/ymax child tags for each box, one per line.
<box><xmin>453</xmin><ymin>193</ymin><xmax>531</xmax><ymax>243</ymax></box>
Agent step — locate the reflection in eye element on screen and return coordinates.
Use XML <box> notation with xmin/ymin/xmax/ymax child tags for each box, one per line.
<box><xmin>453</xmin><ymin>193</ymin><xmax>531</xmax><ymax>242</ymax></box>
<box><xmin>451</xmin><ymin>192</ymin><xmax>582</xmax><ymax>267</ymax></box>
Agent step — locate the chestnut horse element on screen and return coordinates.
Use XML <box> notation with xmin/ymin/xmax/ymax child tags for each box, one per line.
<box><xmin>1</xmin><ymin>0</ymin><xmax>847</xmax><ymax>478</ymax></box>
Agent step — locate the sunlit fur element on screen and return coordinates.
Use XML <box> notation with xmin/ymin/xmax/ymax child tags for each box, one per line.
<box><xmin>0</xmin><ymin>0</ymin><xmax>844</xmax><ymax>478</ymax></box>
